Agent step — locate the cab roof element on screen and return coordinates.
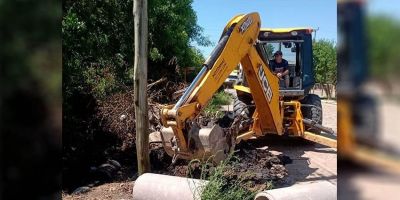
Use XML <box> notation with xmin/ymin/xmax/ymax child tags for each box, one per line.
<box><xmin>258</xmin><ymin>27</ymin><xmax>314</xmax><ymax>40</ymax></box>
<box><xmin>260</xmin><ymin>27</ymin><xmax>313</xmax><ymax>33</ymax></box>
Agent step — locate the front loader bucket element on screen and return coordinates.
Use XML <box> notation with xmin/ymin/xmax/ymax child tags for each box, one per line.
<box><xmin>132</xmin><ymin>173</ymin><xmax>208</xmax><ymax>200</ymax></box>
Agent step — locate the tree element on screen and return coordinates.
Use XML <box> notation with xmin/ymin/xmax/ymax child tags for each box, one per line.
<box><xmin>62</xmin><ymin>0</ymin><xmax>210</xmax><ymax>100</ymax></box>
<box><xmin>367</xmin><ymin>15</ymin><xmax>400</xmax><ymax>80</ymax></box>
<box><xmin>313</xmin><ymin>39</ymin><xmax>337</xmax><ymax>99</ymax></box>
<box><xmin>266</xmin><ymin>44</ymin><xmax>274</xmax><ymax>58</ymax></box>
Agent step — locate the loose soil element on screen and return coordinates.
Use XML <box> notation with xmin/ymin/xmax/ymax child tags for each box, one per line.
<box><xmin>149</xmin><ymin>142</ymin><xmax>290</xmax><ymax>190</ymax></box>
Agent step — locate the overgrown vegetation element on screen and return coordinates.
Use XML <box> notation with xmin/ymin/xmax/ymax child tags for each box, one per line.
<box><xmin>200</xmin><ymin>162</ymin><xmax>256</xmax><ymax>200</ymax></box>
<box><xmin>186</xmin><ymin>151</ymin><xmax>277</xmax><ymax>200</ymax></box>
<box><xmin>203</xmin><ymin>91</ymin><xmax>232</xmax><ymax>118</ymax></box>
<box><xmin>189</xmin><ymin>156</ymin><xmax>257</xmax><ymax>200</ymax></box>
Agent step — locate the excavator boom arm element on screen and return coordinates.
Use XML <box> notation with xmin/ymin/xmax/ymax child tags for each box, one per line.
<box><xmin>160</xmin><ymin>13</ymin><xmax>282</xmax><ymax>160</ymax></box>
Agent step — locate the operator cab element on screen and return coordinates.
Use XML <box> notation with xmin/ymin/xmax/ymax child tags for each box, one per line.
<box><xmin>256</xmin><ymin>28</ymin><xmax>315</xmax><ymax>98</ymax></box>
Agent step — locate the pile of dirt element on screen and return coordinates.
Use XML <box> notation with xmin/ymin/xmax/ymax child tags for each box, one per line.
<box><xmin>148</xmin><ymin>142</ymin><xmax>290</xmax><ymax>192</ymax></box>
<box><xmin>223</xmin><ymin>145</ymin><xmax>289</xmax><ymax>191</ymax></box>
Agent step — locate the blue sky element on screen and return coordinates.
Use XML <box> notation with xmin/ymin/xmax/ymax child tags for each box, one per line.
<box><xmin>368</xmin><ymin>0</ymin><xmax>400</xmax><ymax>19</ymax></box>
<box><xmin>192</xmin><ymin>0</ymin><xmax>337</xmax><ymax>56</ymax></box>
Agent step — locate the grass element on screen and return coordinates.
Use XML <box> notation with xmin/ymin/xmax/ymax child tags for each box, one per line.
<box><xmin>188</xmin><ymin>155</ymin><xmax>257</xmax><ymax>200</ymax></box>
<box><xmin>203</xmin><ymin>91</ymin><xmax>232</xmax><ymax>119</ymax></box>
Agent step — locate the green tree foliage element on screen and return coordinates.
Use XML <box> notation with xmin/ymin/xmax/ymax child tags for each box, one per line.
<box><xmin>148</xmin><ymin>0</ymin><xmax>211</xmax><ymax>68</ymax></box>
<box><xmin>63</xmin><ymin>0</ymin><xmax>134</xmax><ymax>100</ymax></box>
<box><xmin>63</xmin><ymin>0</ymin><xmax>210</xmax><ymax>100</ymax></box>
<box><xmin>367</xmin><ymin>15</ymin><xmax>400</xmax><ymax>79</ymax></box>
<box><xmin>266</xmin><ymin>43</ymin><xmax>274</xmax><ymax>58</ymax></box>
<box><xmin>312</xmin><ymin>39</ymin><xmax>337</xmax><ymax>84</ymax></box>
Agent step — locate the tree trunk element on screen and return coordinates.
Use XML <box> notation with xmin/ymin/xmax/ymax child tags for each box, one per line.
<box><xmin>323</xmin><ymin>84</ymin><xmax>332</xmax><ymax>100</ymax></box>
<box><xmin>133</xmin><ymin>0</ymin><xmax>150</xmax><ymax>175</ymax></box>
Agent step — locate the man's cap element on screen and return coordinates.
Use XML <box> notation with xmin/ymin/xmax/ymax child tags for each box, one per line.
<box><xmin>274</xmin><ymin>50</ymin><xmax>283</xmax><ymax>56</ymax></box>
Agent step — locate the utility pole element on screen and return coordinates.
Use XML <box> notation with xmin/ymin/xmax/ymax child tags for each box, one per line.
<box><xmin>133</xmin><ymin>0</ymin><xmax>150</xmax><ymax>175</ymax></box>
<box><xmin>313</xmin><ymin>27</ymin><xmax>319</xmax><ymax>41</ymax></box>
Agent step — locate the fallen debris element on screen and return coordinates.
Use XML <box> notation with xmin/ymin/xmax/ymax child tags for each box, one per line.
<box><xmin>96</xmin><ymin>81</ymin><xmax>187</xmax><ymax>150</ymax></box>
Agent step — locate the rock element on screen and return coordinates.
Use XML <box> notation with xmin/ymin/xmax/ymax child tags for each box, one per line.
<box><xmin>108</xmin><ymin>159</ymin><xmax>121</xmax><ymax>169</ymax></box>
<box><xmin>267</xmin><ymin>157</ymin><xmax>281</xmax><ymax>165</ymax></box>
<box><xmin>72</xmin><ymin>186</ymin><xmax>90</xmax><ymax>195</ymax></box>
<box><xmin>277</xmin><ymin>155</ymin><xmax>292</xmax><ymax>165</ymax></box>
<box><xmin>98</xmin><ymin>163</ymin><xmax>116</xmax><ymax>171</ymax></box>
<box><xmin>96</xmin><ymin>163</ymin><xmax>117</xmax><ymax>181</ymax></box>
<box><xmin>239</xmin><ymin>163</ymin><xmax>247</xmax><ymax>168</ymax></box>
<box><xmin>90</xmin><ymin>166</ymin><xmax>97</xmax><ymax>172</ymax></box>
<box><xmin>119</xmin><ymin>114</ymin><xmax>127</xmax><ymax>121</ymax></box>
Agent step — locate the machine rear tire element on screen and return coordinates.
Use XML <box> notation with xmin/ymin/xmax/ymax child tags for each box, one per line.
<box><xmin>233</xmin><ymin>97</ymin><xmax>251</xmax><ymax>133</ymax></box>
<box><xmin>301</xmin><ymin>94</ymin><xmax>323</xmax><ymax>134</ymax></box>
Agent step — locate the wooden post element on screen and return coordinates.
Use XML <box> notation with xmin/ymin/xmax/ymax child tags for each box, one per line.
<box><xmin>133</xmin><ymin>0</ymin><xmax>150</xmax><ymax>174</ymax></box>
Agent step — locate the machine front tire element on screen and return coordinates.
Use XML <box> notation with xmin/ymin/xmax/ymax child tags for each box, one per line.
<box><xmin>352</xmin><ymin>94</ymin><xmax>378</xmax><ymax>146</ymax></box>
<box><xmin>301</xmin><ymin>94</ymin><xmax>323</xmax><ymax>134</ymax></box>
<box><xmin>233</xmin><ymin>97</ymin><xmax>250</xmax><ymax>119</ymax></box>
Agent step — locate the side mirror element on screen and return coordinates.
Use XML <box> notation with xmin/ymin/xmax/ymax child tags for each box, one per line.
<box><xmin>283</xmin><ymin>42</ymin><xmax>292</xmax><ymax>48</ymax></box>
<box><xmin>291</xmin><ymin>47</ymin><xmax>296</xmax><ymax>52</ymax></box>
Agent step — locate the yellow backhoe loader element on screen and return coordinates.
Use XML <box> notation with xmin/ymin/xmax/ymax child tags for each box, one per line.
<box><xmin>158</xmin><ymin>12</ymin><xmax>336</xmax><ymax>163</ymax></box>
<box><xmin>133</xmin><ymin>12</ymin><xmax>337</xmax><ymax>200</ymax></box>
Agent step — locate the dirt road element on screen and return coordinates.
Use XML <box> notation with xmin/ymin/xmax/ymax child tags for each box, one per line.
<box><xmin>246</xmin><ymin>100</ymin><xmax>337</xmax><ymax>187</ymax></box>
<box><xmin>322</xmin><ymin>100</ymin><xmax>337</xmax><ymax>133</ymax></box>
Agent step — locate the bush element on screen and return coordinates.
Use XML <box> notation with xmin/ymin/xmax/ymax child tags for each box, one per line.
<box><xmin>203</xmin><ymin>91</ymin><xmax>232</xmax><ymax>118</ymax></box>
